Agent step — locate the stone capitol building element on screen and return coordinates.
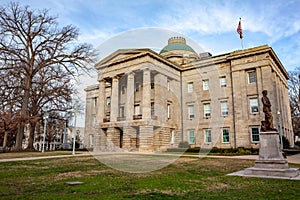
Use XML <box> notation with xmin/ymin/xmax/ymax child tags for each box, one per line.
<box><xmin>84</xmin><ymin>37</ymin><xmax>294</xmax><ymax>152</ymax></box>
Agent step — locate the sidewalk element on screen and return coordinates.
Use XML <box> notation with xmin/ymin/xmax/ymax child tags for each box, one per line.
<box><xmin>1</xmin><ymin>152</ymin><xmax>300</xmax><ymax>164</ymax></box>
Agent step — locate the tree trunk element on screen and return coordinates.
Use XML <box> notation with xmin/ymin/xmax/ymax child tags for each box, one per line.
<box><xmin>27</xmin><ymin>121</ymin><xmax>36</xmax><ymax>150</ymax></box>
<box><xmin>2</xmin><ymin>131</ymin><xmax>8</xmax><ymax>151</ymax></box>
<box><xmin>15</xmin><ymin>77</ymin><xmax>31</xmax><ymax>151</ymax></box>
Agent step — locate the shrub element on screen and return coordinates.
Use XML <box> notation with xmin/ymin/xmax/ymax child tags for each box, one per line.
<box><xmin>282</xmin><ymin>135</ymin><xmax>290</xmax><ymax>149</ymax></box>
<box><xmin>178</xmin><ymin>141</ymin><xmax>189</xmax><ymax>148</ymax></box>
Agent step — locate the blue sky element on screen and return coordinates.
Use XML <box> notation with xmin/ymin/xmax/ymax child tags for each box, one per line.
<box><xmin>2</xmin><ymin>0</ymin><xmax>300</xmax><ymax>126</ymax></box>
<box><xmin>2</xmin><ymin>0</ymin><xmax>300</xmax><ymax>71</ymax></box>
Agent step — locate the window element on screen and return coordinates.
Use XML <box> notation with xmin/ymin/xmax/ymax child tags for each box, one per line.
<box><xmin>151</xmin><ymin>102</ymin><xmax>154</xmax><ymax>116</ymax></box>
<box><xmin>204</xmin><ymin>130</ymin><xmax>212</xmax><ymax>143</ymax></box>
<box><xmin>167</xmin><ymin>103</ymin><xmax>171</xmax><ymax>119</ymax></box>
<box><xmin>204</xmin><ymin>103</ymin><xmax>211</xmax><ymax>117</ymax></box>
<box><xmin>249</xmin><ymin>98</ymin><xmax>259</xmax><ymax>113</ymax></box>
<box><xmin>135</xmin><ymin>82</ymin><xmax>140</xmax><ymax>92</ymax></box>
<box><xmin>119</xmin><ymin>106</ymin><xmax>125</xmax><ymax>117</ymax></box>
<box><xmin>151</xmin><ymin>78</ymin><xmax>154</xmax><ymax>89</ymax></box>
<box><xmin>251</xmin><ymin>127</ymin><xmax>260</xmax><ymax>142</ymax></box>
<box><xmin>89</xmin><ymin>134</ymin><xmax>94</xmax><ymax>146</ymax></box>
<box><xmin>187</xmin><ymin>82</ymin><xmax>194</xmax><ymax>93</ymax></box>
<box><xmin>188</xmin><ymin>130</ymin><xmax>195</xmax><ymax>144</ymax></box>
<box><xmin>248</xmin><ymin>71</ymin><xmax>257</xmax><ymax>83</ymax></box>
<box><xmin>93</xmin><ymin>97</ymin><xmax>98</xmax><ymax>109</ymax></box>
<box><xmin>203</xmin><ymin>80</ymin><xmax>209</xmax><ymax>90</ymax></box>
<box><xmin>221</xmin><ymin>101</ymin><xmax>229</xmax><ymax>116</ymax></box>
<box><xmin>188</xmin><ymin>105</ymin><xmax>194</xmax><ymax>119</ymax></box>
<box><xmin>121</xmin><ymin>85</ymin><xmax>126</xmax><ymax>94</ymax></box>
<box><xmin>167</xmin><ymin>80</ymin><xmax>170</xmax><ymax>91</ymax></box>
<box><xmin>222</xmin><ymin>129</ymin><xmax>230</xmax><ymax>143</ymax></box>
<box><xmin>106</xmin><ymin>97</ymin><xmax>111</xmax><ymax>106</ymax></box>
<box><xmin>134</xmin><ymin>104</ymin><xmax>140</xmax><ymax>115</ymax></box>
<box><xmin>220</xmin><ymin>76</ymin><xmax>226</xmax><ymax>87</ymax></box>
<box><xmin>93</xmin><ymin>115</ymin><xmax>97</xmax><ymax>126</ymax></box>
<box><xmin>170</xmin><ymin>129</ymin><xmax>175</xmax><ymax>144</ymax></box>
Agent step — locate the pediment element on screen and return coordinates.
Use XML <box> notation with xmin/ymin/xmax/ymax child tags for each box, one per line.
<box><xmin>95</xmin><ymin>48</ymin><xmax>179</xmax><ymax>70</ymax></box>
<box><xmin>95</xmin><ymin>49</ymin><xmax>151</xmax><ymax>68</ymax></box>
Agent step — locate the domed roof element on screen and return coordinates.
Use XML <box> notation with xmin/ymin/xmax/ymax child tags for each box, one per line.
<box><xmin>160</xmin><ymin>37</ymin><xmax>196</xmax><ymax>54</ymax></box>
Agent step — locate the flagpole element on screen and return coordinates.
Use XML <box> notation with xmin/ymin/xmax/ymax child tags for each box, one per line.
<box><xmin>241</xmin><ymin>38</ymin><xmax>244</xmax><ymax>50</ymax></box>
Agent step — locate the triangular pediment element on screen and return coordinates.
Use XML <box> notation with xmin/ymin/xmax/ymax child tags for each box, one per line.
<box><xmin>95</xmin><ymin>48</ymin><xmax>179</xmax><ymax>70</ymax></box>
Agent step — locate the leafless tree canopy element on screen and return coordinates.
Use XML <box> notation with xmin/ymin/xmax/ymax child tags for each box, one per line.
<box><xmin>0</xmin><ymin>2</ymin><xmax>94</xmax><ymax>151</ymax></box>
<box><xmin>288</xmin><ymin>67</ymin><xmax>300</xmax><ymax>136</ymax></box>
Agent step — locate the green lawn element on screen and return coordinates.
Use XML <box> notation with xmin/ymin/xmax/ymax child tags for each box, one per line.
<box><xmin>0</xmin><ymin>155</ymin><xmax>299</xmax><ymax>199</ymax></box>
<box><xmin>0</xmin><ymin>151</ymin><xmax>85</xmax><ymax>159</ymax></box>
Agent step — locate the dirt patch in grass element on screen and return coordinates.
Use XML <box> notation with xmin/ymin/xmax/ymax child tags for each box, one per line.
<box><xmin>54</xmin><ymin>169</ymin><xmax>113</xmax><ymax>181</ymax></box>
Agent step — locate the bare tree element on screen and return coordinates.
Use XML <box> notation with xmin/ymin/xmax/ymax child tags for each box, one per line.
<box><xmin>288</xmin><ymin>67</ymin><xmax>300</xmax><ymax>136</ymax></box>
<box><xmin>0</xmin><ymin>2</ymin><xmax>94</xmax><ymax>151</ymax></box>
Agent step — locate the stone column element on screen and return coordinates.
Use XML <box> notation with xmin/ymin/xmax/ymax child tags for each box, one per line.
<box><xmin>110</xmin><ymin>76</ymin><xmax>119</xmax><ymax>122</ymax></box>
<box><xmin>126</xmin><ymin>72</ymin><xmax>135</xmax><ymax>120</ymax></box>
<box><xmin>154</xmin><ymin>73</ymin><xmax>167</xmax><ymax>121</ymax></box>
<box><xmin>97</xmin><ymin>80</ymin><xmax>106</xmax><ymax>123</ymax></box>
<box><xmin>123</xmin><ymin>126</ymin><xmax>136</xmax><ymax>150</ymax></box>
<box><xmin>139</xmin><ymin>125</ymin><xmax>154</xmax><ymax>152</ymax></box>
<box><xmin>142</xmin><ymin>68</ymin><xmax>151</xmax><ymax>120</ymax></box>
<box><xmin>93</xmin><ymin>128</ymin><xmax>101</xmax><ymax>152</ymax></box>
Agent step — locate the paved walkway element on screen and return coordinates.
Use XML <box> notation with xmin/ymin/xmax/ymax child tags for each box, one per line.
<box><xmin>1</xmin><ymin>152</ymin><xmax>300</xmax><ymax>164</ymax></box>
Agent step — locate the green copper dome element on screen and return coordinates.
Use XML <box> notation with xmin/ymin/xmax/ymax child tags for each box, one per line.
<box><xmin>160</xmin><ymin>37</ymin><xmax>196</xmax><ymax>54</ymax></box>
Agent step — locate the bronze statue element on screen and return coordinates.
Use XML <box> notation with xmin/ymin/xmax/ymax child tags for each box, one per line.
<box><xmin>261</xmin><ymin>90</ymin><xmax>277</xmax><ymax>131</ymax></box>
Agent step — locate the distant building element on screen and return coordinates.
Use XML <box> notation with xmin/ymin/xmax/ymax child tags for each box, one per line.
<box><xmin>85</xmin><ymin>37</ymin><xmax>294</xmax><ymax>152</ymax></box>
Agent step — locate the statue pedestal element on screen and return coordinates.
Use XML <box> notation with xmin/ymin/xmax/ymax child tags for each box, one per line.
<box><xmin>245</xmin><ymin>131</ymin><xmax>299</xmax><ymax>178</ymax></box>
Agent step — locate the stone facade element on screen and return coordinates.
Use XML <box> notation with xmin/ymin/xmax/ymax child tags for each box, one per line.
<box><xmin>84</xmin><ymin>37</ymin><xmax>294</xmax><ymax>152</ymax></box>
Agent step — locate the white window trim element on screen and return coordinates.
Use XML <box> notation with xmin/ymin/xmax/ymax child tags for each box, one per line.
<box><xmin>220</xmin><ymin>76</ymin><xmax>226</xmax><ymax>87</ymax></box>
<box><xmin>170</xmin><ymin>130</ymin><xmax>175</xmax><ymax>144</ymax></box>
<box><xmin>204</xmin><ymin>129</ymin><xmax>212</xmax><ymax>144</ymax></box>
<box><xmin>187</xmin><ymin>82</ymin><xmax>194</xmax><ymax>93</ymax></box>
<box><xmin>188</xmin><ymin>105</ymin><xmax>195</xmax><ymax>119</ymax></box>
<box><xmin>249</xmin><ymin>98</ymin><xmax>259</xmax><ymax>113</ymax></box>
<box><xmin>250</xmin><ymin>127</ymin><xmax>260</xmax><ymax>143</ymax></box>
<box><xmin>248</xmin><ymin>71</ymin><xmax>257</xmax><ymax>84</ymax></box>
<box><xmin>203</xmin><ymin>79</ymin><xmax>209</xmax><ymax>90</ymax></box>
<box><xmin>204</xmin><ymin>103</ymin><xmax>211</xmax><ymax>118</ymax></box>
<box><xmin>167</xmin><ymin>103</ymin><xmax>171</xmax><ymax>119</ymax></box>
<box><xmin>221</xmin><ymin>101</ymin><xmax>229</xmax><ymax>116</ymax></box>
<box><xmin>222</xmin><ymin>128</ymin><xmax>230</xmax><ymax>143</ymax></box>
<box><xmin>188</xmin><ymin>130</ymin><xmax>195</xmax><ymax>144</ymax></box>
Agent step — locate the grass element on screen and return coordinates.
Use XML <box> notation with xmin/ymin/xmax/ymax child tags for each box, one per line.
<box><xmin>0</xmin><ymin>155</ymin><xmax>299</xmax><ymax>199</ymax></box>
<box><xmin>0</xmin><ymin>151</ymin><xmax>86</xmax><ymax>159</ymax></box>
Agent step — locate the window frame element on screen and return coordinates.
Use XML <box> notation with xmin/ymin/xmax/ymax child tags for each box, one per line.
<box><xmin>220</xmin><ymin>76</ymin><xmax>227</xmax><ymax>87</ymax></box>
<box><xmin>106</xmin><ymin>97</ymin><xmax>111</xmax><ymax>106</ymax></box>
<box><xmin>188</xmin><ymin>105</ymin><xmax>195</xmax><ymax>119</ymax></box>
<box><xmin>204</xmin><ymin>103</ymin><xmax>211</xmax><ymax>117</ymax></box>
<box><xmin>187</xmin><ymin>82</ymin><xmax>194</xmax><ymax>93</ymax></box>
<box><xmin>203</xmin><ymin>79</ymin><xmax>209</xmax><ymax>90</ymax></box>
<box><xmin>221</xmin><ymin>101</ymin><xmax>229</xmax><ymax>116</ymax></box>
<box><xmin>204</xmin><ymin>129</ymin><xmax>212</xmax><ymax>143</ymax></box>
<box><xmin>134</xmin><ymin>104</ymin><xmax>140</xmax><ymax>115</ymax></box>
<box><xmin>167</xmin><ymin>103</ymin><xmax>171</xmax><ymax>119</ymax></box>
<box><xmin>222</xmin><ymin>128</ymin><xmax>230</xmax><ymax>143</ymax></box>
<box><xmin>119</xmin><ymin>106</ymin><xmax>125</xmax><ymax>117</ymax></box>
<box><xmin>248</xmin><ymin>71</ymin><xmax>257</xmax><ymax>84</ymax></box>
<box><xmin>250</xmin><ymin>127</ymin><xmax>260</xmax><ymax>142</ymax></box>
<box><xmin>249</xmin><ymin>98</ymin><xmax>259</xmax><ymax>113</ymax></box>
<box><xmin>188</xmin><ymin>130</ymin><xmax>195</xmax><ymax>144</ymax></box>
<box><xmin>135</xmin><ymin>82</ymin><xmax>140</xmax><ymax>92</ymax></box>
<box><xmin>170</xmin><ymin>129</ymin><xmax>175</xmax><ymax>144</ymax></box>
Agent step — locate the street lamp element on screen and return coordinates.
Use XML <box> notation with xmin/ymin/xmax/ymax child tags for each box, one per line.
<box><xmin>42</xmin><ymin>108</ymin><xmax>49</xmax><ymax>153</ymax></box>
<box><xmin>278</xmin><ymin>111</ymin><xmax>284</xmax><ymax>150</ymax></box>
<box><xmin>72</xmin><ymin>102</ymin><xmax>79</xmax><ymax>156</ymax></box>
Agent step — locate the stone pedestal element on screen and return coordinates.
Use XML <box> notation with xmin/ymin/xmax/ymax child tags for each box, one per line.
<box><xmin>245</xmin><ymin>131</ymin><xmax>299</xmax><ymax>178</ymax></box>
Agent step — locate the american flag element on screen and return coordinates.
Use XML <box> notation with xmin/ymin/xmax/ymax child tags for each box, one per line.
<box><xmin>237</xmin><ymin>18</ymin><xmax>243</xmax><ymax>39</ymax></box>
